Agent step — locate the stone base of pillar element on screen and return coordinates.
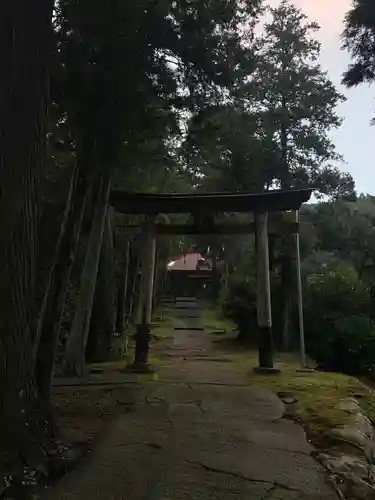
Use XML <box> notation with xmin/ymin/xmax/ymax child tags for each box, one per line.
<box><xmin>126</xmin><ymin>362</ymin><xmax>155</xmax><ymax>374</ymax></box>
<box><xmin>253</xmin><ymin>366</ymin><xmax>281</xmax><ymax>375</ymax></box>
<box><xmin>133</xmin><ymin>323</ymin><xmax>151</xmax><ymax>364</ymax></box>
<box><xmin>258</xmin><ymin>325</ymin><xmax>274</xmax><ymax>369</ymax></box>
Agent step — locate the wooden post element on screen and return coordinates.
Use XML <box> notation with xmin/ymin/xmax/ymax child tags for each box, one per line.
<box><xmin>116</xmin><ymin>239</ymin><xmax>130</xmax><ymax>353</ymax></box>
<box><xmin>255</xmin><ymin>211</ymin><xmax>277</xmax><ymax>372</ymax></box>
<box><xmin>294</xmin><ymin>210</ymin><xmax>306</xmax><ymax>369</ymax></box>
<box><xmin>152</xmin><ymin>244</ymin><xmax>159</xmax><ymax>308</ymax></box>
<box><xmin>127</xmin><ymin>252</ymin><xmax>141</xmax><ymax>325</ymax></box>
<box><xmin>144</xmin><ymin>230</ymin><xmax>156</xmax><ymax>325</ymax></box>
<box><xmin>132</xmin><ymin>216</ymin><xmax>156</xmax><ymax>370</ymax></box>
<box><xmin>136</xmin><ymin>252</ymin><xmax>144</xmax><ymax>325</ymax></box>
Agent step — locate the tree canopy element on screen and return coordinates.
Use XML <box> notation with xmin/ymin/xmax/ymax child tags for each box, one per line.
<box><xmin>184</xmin><ymin>1</ymin><xmax>355</xmax><ymax>200</ymax></box>
<box><xmin>342</xmin><ymin>0</ymin><xmax>375</xmax><ymax>87</ymax></box>
<box><xmin>53</xmin><ymin>0</ymin><xmax>263</xmax><ymax>178</ymax></box>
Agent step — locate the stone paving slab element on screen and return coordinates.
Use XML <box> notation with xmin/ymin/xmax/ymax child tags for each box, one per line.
<box><xmin>48</xmin><ymin>383</ymin><xmax>337</xmax><ymax>499</ymax></box>
<box><xmin>47</xmin><ymin>299</ymin><xmax>338</xmax><ymax>500</ymax></box>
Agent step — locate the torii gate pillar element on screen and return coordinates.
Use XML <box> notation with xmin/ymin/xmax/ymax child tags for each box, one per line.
<box><xmin>132</xmin><ymin>217</ymin><xmax>156</xmax><ymax>372</ymax></box>
<box><xmin>255</xmin><ymin>211</ymin><xmax>279</xmax><ymax>373</ymax></box>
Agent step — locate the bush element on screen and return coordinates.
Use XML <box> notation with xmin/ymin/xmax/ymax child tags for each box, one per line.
<box><xmin>222</xmin><ymin>261</ymin><xmax>375</xmax><ymax>376</ymax></box>
<box><xmin>304</xmin><ymin>263</ymin><xmax>375</xmax><ymax>375</ymax></box>
<box><xmin>221</xmin><ymin>277</ymin><xmax>257</xmax><ymax>343</ymax></box>
<box><xmin>221</xmin><ymin>273</ymin><xmax>283</xmax><ymax>344</ymax></box>
<box><xmin>305</xmin><ymin>263</ymin><xmax>371</xmax><ymax>316</ymax></box>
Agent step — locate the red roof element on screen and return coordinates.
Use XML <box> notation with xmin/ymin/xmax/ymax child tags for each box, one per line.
<box><xmin>167</xmin><ymin>253</ymin><xmax>210</xmax><ymax>271</ymax></box>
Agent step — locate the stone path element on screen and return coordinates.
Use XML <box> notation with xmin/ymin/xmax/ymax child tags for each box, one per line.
<box><xmin>48</xmin><ymin>298</ymin><xmax>338</xmax><ymax>500</ymax></box>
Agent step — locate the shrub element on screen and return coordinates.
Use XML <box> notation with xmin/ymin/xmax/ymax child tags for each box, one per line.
<box><xmin>305</xmin><ymin>263</ymin><xmax>371</xmax><ymax>316</ymax></box>
<box><xmin>221</xmin><ymin>273</ymin><xmax>283</xmax><ymax>344</ymax></box>
<box><xmin>222</xmin><ymin>261</ymin><xmax>375</xmax><ymax>376</ymax></box>
<box><xmin>221</xmin><ymin>277</ymin><xmax>257</xmax><ymax>343</ymax></box>
<box><xmin>304</xmin><ymin>263</ymin><xmax>375</xmax><ymax>375</ymax></box>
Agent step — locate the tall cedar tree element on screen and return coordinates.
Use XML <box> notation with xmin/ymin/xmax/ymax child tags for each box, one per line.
<box><xmin>0</xmin><ymin>0</ymin><xmax>55</xmax><ymax>489</ymax></box>
<box><xmin>244</xmin><ymin>1</ymin><xmax>352</xmax><ymax>349</ymax></box>
<box><xmin>243</xmin><ymin>0</ymin><xmax>351</xmax><ymax>197</ymax></box>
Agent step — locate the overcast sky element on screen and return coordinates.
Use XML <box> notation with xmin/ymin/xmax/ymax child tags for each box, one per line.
<box><xmin>269</xmin><ymin>0</ymin><xmax>375</xmax><ymax>195</ymax></box>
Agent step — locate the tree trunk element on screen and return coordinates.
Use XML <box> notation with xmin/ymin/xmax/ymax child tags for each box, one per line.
<box><xmin>0</xmin><ymin>0</ymin><xmax>54</xmax><ymax>485</ymax></box>
<box><xmin>35</xmin><ymin>167</ymin><xmax>77</xmax><ymax>353</ymax></box>
<box><xmin>34</xmin><ymin>166</ymin><xmax>90</xmax><ymax>398</ymax></box>
<box><xmin>86</xmin><ymin>208</ymin><xmax>116</xmax><ymax>362</ymax></box>
<box><xmin>63</xmin><ymin>173</ymin><xmax>112</xmax><ymax>376</ymax></box>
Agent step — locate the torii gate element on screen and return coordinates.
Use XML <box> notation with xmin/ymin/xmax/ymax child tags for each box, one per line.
<box><xmin>111</xmin><ymin>188</ymin><xmax>313</xmax><ymax>373</ymax></box>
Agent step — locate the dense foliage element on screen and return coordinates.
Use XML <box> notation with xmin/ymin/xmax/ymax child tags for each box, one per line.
<box><xmin>343</xmin><ymin>0</ymin><xmax>375</xmax><ymax>121</ymax></box>
<box><xmin>343</xmin><ymin>0</ymin><xmax>375</xmax><ymax>87</ymax></box>
<box><xmin>222</xmin><ymin>196</ymin><xmax>375</xmax><ymax>376</ymax></box>
<box><xmin>304</xmin><ymin>263</ymin><xmax>375</xmax><ymax>375</ymax></box>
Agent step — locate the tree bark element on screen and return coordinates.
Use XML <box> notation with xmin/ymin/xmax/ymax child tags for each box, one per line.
<box><xmin>0</xmin><ymin>0</ymin><xmax>54</xmax><ymax>484</ymax></box>
<box><xmin>34</xmin><ymin>166</ymin><xmax>90</xmax><ymax>398</ymax></box>
<box><xmin>35</xmin><ymin>167</ymin><xmax>77</xmax><ymax>353</ymax></box>
<box><xmin>86</xmin><ymin>207</ymin><xmax>116</xmax><ymax>362</ymax></box>
<box><xmin>63</xmin><ymin>173</ymin><xmax>112</xmax><ymax>376</ymax></box>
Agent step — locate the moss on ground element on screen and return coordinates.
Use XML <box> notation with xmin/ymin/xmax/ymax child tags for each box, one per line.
<box><xmin>89</xmin><ymin>359</ymin><xmax>127</xmax><ymax>372</ymax></box>
<box><xmin>203</xmin><ymin>305</ymin><xmax>375</xmax><ymax>443</ymax></box>
<box><xmin>151</xmin><ymin>308</ymin><xmax>175</xmax><ymax>339</ymax></box>
<box><xmin>93</xmin><ymin>303</ymin><xmax>375</xmax><ymax>446</ymax></box>
<box><xmin>249</xmin><ymin>355</ymin><xmax>375</xmax><ymax>440</ymax></box>
<box><xmin>200</xmin><ymin>304</ymin><xmax>235</xmax><ymax>333</ymax></box>
<box><xmin>109</xmin><ymin>307</ymin><xmax>175</xmax><ymax>363</ymax></box>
